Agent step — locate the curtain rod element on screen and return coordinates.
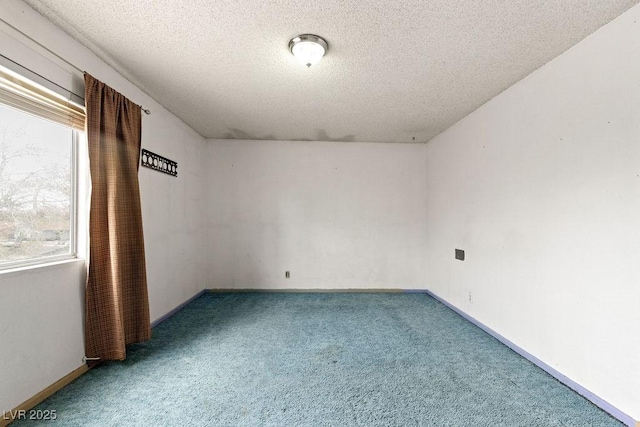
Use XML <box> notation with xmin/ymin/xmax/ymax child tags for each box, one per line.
<box><xmin>0</xmin><ymin>17</ymin><xmax>151</xmax><ymax>115</ymax></box>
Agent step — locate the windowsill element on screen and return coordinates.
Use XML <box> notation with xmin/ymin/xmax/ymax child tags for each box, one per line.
<box><xmin>0</xmin><ymin>257</ymin><xmax>85</xmax><ymax>279</ymax></box>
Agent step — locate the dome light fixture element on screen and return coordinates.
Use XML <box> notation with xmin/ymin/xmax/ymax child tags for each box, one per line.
<box><xmin>288</xmin><ymin>34</ymin><xmax>329</xmax><ymax>68</ymax></box>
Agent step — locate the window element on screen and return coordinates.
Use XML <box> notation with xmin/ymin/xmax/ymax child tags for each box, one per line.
<box><xmin>0</xmin><ymin>64</ymin><xmax>84</xmax><ymax>270</ymax></box>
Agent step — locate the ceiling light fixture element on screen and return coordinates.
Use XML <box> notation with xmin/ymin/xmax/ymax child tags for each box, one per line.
<box><xmin>288</xmin><ymin>34</ymin><xmax>328</xmax><ymax>68</ymax></box>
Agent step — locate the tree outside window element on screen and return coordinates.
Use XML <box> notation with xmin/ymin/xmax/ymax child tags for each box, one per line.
<box><xmin>0</xmin><ymin>103</ymin><xmax>76</xmax><ymax>266</ymax></box>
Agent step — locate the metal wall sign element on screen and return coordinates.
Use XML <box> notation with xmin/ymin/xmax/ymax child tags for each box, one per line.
<box><xmin>141</xmin><ymin>149</ymin><xmax>177</xmax><ymax>177</ymax></box>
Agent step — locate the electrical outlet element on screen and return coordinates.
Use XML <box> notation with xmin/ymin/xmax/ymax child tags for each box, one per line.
<box><xmin>285</xmin><ymin>271</ymin><xmax>290</xmax><ymax>279</ymax></box>
<box><xmin>455</xmin><ymin>249</ymin><xmax>465</xmax><ymax>261</ymax></box>
<box><xmin>468</xmin><ymin>292</ymin><xmax>473</xmax><ymax>303</ymax></box>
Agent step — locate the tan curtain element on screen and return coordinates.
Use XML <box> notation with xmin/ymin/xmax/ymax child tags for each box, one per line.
<box><xmin>84</xmin><ymin>73</ymin><xmax>151</xmax><ymax>362</ymax></box>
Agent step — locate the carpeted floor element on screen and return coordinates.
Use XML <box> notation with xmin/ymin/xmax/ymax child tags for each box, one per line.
<box><xmin>15</xmin><ymin>292</ymin><xmax>621</xmax><ymax>426</ymax></box>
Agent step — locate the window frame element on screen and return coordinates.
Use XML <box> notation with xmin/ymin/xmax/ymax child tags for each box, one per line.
<box><xmin>0</xmin><ymin>64</ymin><xmax>83</xmax><ymax>272</ymax></box>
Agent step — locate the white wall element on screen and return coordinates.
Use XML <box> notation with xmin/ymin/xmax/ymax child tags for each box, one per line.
<box><xmin>425</xmin><ymin>4</ymin><xmax>640</xmax><ymax>420</ymax></box>
<box><xmin>0</xmin><ymin>0</ymin><xmax>206</xmax><ymax>412</ymax></box>
<box><xmin>205</xmin><ymin>140</ymin><xmax>427</xmax><ymax>289</ymax></box>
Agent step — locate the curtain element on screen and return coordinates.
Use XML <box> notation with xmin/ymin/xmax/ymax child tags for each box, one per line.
<box><xmin>84</xmin><ymin>73</ymin><xmax>151</xmax><ymax>362</ymax></box>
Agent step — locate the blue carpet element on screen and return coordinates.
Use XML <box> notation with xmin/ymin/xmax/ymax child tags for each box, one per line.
<box><xmin>16</xmin><ymin>292</ymin><xmax>621</xmax><ymax>426</ymax></box>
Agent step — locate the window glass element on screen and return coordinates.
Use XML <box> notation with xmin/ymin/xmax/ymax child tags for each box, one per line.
<box><xmin>0</xmin><ymin>102</ymin><xmax>78</xmax><ymax>268</ymax></box>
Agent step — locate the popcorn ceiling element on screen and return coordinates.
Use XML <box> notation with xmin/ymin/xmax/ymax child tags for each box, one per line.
<box><xmin>23</xmin><ymin>0</ymin><xmax>639</xmax><ymax>142</ymax></box>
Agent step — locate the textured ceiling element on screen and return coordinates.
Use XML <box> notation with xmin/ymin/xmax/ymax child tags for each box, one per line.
<box><xmin>23</xmin><ymin>0</ymin><xmax>639</xmax><ymax>143</ymax></box>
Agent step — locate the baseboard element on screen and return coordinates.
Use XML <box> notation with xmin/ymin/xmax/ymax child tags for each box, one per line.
<box><xmin>205</xmin><ymin>288</ymin><xmax>408</xmax><ymax>293</ymax></box>
<box><xmin>151</xmin><ymin>289</ymin><xmax>207</xmax><ymax>328</ymax></box>
<box><xmin>1</xmin><ymin>364</ymin><xmax>88</xmax><ymax>427</ymax></box>
<box><xmin>419</xmin><ymin>289</ymin><xmax>637</xmax><ymax>427</ymax></box>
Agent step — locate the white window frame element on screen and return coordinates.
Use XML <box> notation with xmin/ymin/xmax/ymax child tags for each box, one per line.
<box><xmin>0</xmin><ymin>60</ymin><xmax>83</xmax><ymax>271</ymax></box>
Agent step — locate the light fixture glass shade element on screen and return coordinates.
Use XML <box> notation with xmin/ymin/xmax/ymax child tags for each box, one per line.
<box><xmin>289</xmin><ymin>35</ymin><xmax>328</xmax><ymax>68</ymax></box>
